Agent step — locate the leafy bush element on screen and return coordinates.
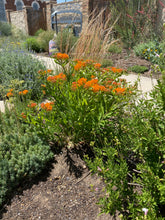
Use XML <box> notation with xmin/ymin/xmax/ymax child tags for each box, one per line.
<box><xmin>0</xmin><ymin>21</ymin><xmax>12</xmax><ymax>36</ymax></box>
<box><xmin>108</xmin><ymin>43</ymin><xmax>122</xmax><ymax>54</ymax></box>
<box><xmin>55</xmin><ymin>29</ymin><xmax>78</xmax><ymax>54</ymax></box>
<box><xmin>133</xmin><ymin>40</ymin><xmax>165</xmax><ymax>67</ymax></box>
<box><xmin>0</xmin><ymin>45</ymin><xmax>46</xmax><ymax>100</ymax></box>
<box><xmin>133</xmin><ymin>41</ymin><xmax>157</xmax><ymax>57</ymax></box>
<box><xmin>101</xmin><ymin>59</ymin><xmax>113</xmax><ymax>68</ymax></box>
<box><xmin>127</xmin><ymin>65</ymin><xmax>149</xmax><ymax>73</ymax></box>
<box><xmin>110</xmin><ymin>0</ymin><xmax>159</xmax><ymax>48</ymax></box>
<box><xmin>86</xmin><ymin>73</ymin><xmax>165</xmax><ymax>219</ymax></box>
<box><xmin>34</xmin><ymin>28</ymin><xmax>45</xmax><ymax>37</ymax></box>
<box><xmin>0</xmin><ymin>110</ymin><xmax>53</xmax><ymax>206</ymax></box>
<box><xmin>37</xmin><ymin>30</ymin><xmax>55</xmax><ymax>52</ymax></box>
<box><xmin>18</xmin><ymin>53</ymin><xmax>133</xmax><ymax>146</ymax></box>
<box><xmin>24</xmin><ymin>37</ymin><xmax>42</xmax><ymax>53</ymax></box>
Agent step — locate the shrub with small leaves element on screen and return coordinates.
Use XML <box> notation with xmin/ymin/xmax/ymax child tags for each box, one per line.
<box><xmin>24</xmin><ymin>37</ymin><xmax>42</xmax><ymax>53</ymax></box>
<box><xmin>0</xmin><ymin>110</ymin><xmax>53</xmax><ymax>206</ymax></box>
<box><xmin>0</xmin><ymin>21</ymin><xmax>12</xmax><ymax>36</ymax></box>
<box><xmin>127</xmin><ymin>65</ymin><xmax>149</xmax><ymax>73</ymax></box>
<box><xmin>0</xmin><ymin>45</ymin><xmax>46</xmax><ymax>100</ymax></box>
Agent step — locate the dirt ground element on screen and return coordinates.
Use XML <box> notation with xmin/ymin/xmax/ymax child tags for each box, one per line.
<box><xmin>0</xmin><ymin>50</ymin><xmax>159</xmax><ymax>220</ymax></box>
<box><xmin>1</xmin><ymin>146</ymin><xmax>114</xmax><ymax>220</ymax></box>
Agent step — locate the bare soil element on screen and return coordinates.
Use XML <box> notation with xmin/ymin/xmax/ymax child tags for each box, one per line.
<box><xmin>1</xmin><ymin>146</ymin><xmax>114</xmax><ymax>220</ymax></box>
<box><xmin>0</xmin><ymin>50</ymin><xmax>159</xmax><ymax>220</ymax></box>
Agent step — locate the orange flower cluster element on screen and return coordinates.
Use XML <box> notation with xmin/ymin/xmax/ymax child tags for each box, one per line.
<box><xmin>113</xmin><ymin>87</ymin><xmax>126</xmax><ymax>94</ymax></box>
<box><xmin>21</xmin><ymin>112</ymin><xmax>26</xmax><ymax>119</ymax></box>
<box><xmin>28</xmin><ymin>103</ymin><xmax>37</xmax><ymax>108</ymax></box>
<box><xmin>104</xmin><ymin>78</ymin><xmax>127</xmax><ymax>94</ymax></box>
<box><xmin>84</xmin><ymin>79</ymin><xmax>99</xmax><ymax>89</ymax></box>
<box><xmin>40</xmin><ymin>102</ymin><xmax>54</xmax><ymax>111</ymax></box>
<box><xmin>53</xmin><ymin>53</ymin><xmax>69</xmax><ymax>60</ymax></box>
<box><xmin>91</xmin><ymin>84</ymin><xmax>107</xmax><ymax>92</ymax></box>
<box><xmin>38</xmin><ymin>69</ymin><xmax>53</xmax><ymax>76</ymax></box>
<box><xmin>74</xmin><ymin>61</ymin><xmax>86</xmax><ymax>71</ymax></box>
<box><xmin>6</xmin><ymin>89</ymin><xmax>14</xmax><ymax>97</ymax></box>
<box><xmin>72</xmin><ymin>78</ymin><xmax>107</xmax><ymax>93</ymax></box>
<box><xmin>94</xmin><ymin>63</ymin><xmax>101</xmax><ymax>69</ymax></box>
<box><xmin>77</xmin><ymin>77</ymin><xmax>87</xmax><ymax>86</ymax></box>
<box><xmin>47</xmin><ymin>73</ymin><xmax>66</xmax><ymax>83</ymax></box>
<box><xmin>19</xmin><ymin>90</ymin><xmax>28</xmax><ymax>95</ymax></box>
<box><xmin>110</xmin><ymin>67</ymin><xmax>124</xmax><ymax>73</ymax></box>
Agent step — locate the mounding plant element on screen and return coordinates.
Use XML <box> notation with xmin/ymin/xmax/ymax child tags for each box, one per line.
<box><xmin>108</xmin><ymin>43</ymin><xmax>122</xmax><ymax>54</ymax></box>
<box><xmin>0</xmin><ymin>45</ymin><xmax>46</xmax><ymax>100</ymax></box>
<box><xmin>101</xmin><ymin>59</ymin><xmax>113</xmax><ymax>68</ymax></box>
<box><xmin>24</xmin><ymin>37</ymin><xmax>42</xmax><ymax>53</ymax></box>
<box><xmin>0</xmin><ymin>21</ymin><xmax>12</xmax><ymax>36</ymax></box>
<box><xmin>37</xmin><ymin>30</ymin><xmax>55</xmax><ymax>52</ymax></box>
<box><xmin>0</xmin><ymin>109</ymin><xmax>53</xmax><ymax>207</ymax></box>
<box><xmin>127</xmin><ymin>65</ymin><xmax>149</xmax><ymax>73</ymax></box>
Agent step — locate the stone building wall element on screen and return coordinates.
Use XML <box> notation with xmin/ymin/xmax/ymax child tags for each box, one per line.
<box><xmin>5</xmin><ymin>0</ymin><xmax>46</xmax><ymax>11</ymax></box>
<box><xmin>25</xmin><ymin>6</ymin><xmax>46</xmax><ymax>35</ymax></box>
<box><xmin>6</xmin><ymin>6</ymin><xmax>46</xmax><ymax>35</ymax></box>
<box><xmin>45</xmin><ymin>0</ymin><xmax>109</xmax><ymax>31</ymax></box>
<box><xmin>9</xmin><ymin>10</ymin><xmax>26</xmax><ymax>34</ymax></box>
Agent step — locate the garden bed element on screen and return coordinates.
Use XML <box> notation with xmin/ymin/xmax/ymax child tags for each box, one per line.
<box><xmin>1</xmin><ymin>147</ymin><xmax>112</xmax><ymax>220</ymax></box>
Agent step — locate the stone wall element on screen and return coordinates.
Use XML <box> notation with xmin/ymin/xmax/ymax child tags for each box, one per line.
<box><xmin>5</xmin><ymin>0</ymin><xmax>46</xmax><ymax>11</ymax></box>
<box><xmin>25</xmin><ymin>6</ymin><xmax>46</xmax><ymax>35</ymax></box>
<box><xmin>46</xmin><ymin>1</ymin><xmax>83</xmax><ymax>31</ymax></box>
<box><xmin>9</xmin><ymin>10</ymin><xmax>26</xmax><ymax>34</ymax></box>
<box><xmin>0</xmin><ymin>0</ymin><xmax>7</xmax><ymax>21</ymax></box>
<box><xmin>6</xmin><ymin>6</ymin><xmax>46</xmax><ymax>35</ymax></box>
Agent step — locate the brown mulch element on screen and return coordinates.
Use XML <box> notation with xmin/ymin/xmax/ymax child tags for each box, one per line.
<box><xmin>1</xmin><ymin>146</ymin><xmax>114</xmax><ymax>220</ymax></box>
<box><xmin>0</xmin><ymin>50</ymin><xmax>159</xmax><ymax>220</ymax></box>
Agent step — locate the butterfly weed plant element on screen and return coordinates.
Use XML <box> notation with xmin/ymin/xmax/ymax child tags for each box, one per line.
<box><xmin>6</xmin><ymin>52</ymin><xmax>165</xmax><ymax>219</ymax></box>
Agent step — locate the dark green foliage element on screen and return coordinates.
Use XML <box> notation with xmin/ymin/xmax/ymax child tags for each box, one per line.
<box><xmin>101</xmin><ymin>59</ymin><xmax>113</xmax><ymax>68</ymax></box>
<box><xmin>0</xmin><ymin>111</ymin><xmax>53</xmax><ymax>206</ymax></box>
<box><xmin>127</xmin><ymin>65</ymin><xmax>149</xmax><ymax>73</ymax></box>
<box><xmin>37</xmin><ymin>30</ymin><xmax>55</xmax><ymax>52</ymax></box>
<box><xmin>108</xmin><ymin>43</ymin><xmax>122</xmax><ymax>54</ymax></box>
<box><xmin>24</xmin><ymin>37</ymin><xmax>43</xmax><ymax>53</ymax></box>
<box><xmin>34</xmin><ymin>28</ymin><xmax>45</xmax><ymax>37</ymax></box>
<box><xmin>55</xmin><ymin>28</ymin><xmax>78</xmax><ymax>53</ymax></box>
<box><xmin>0</xmin><ymin>46</ymin><xmax>46</xmax><ymax>100</ymax></box>
<box><xmin>86</xmin><ymin>74</ymin><xmax>165</xmax><ymax>219</ymax></box>
<box><xmin>110</xmin><ymin>0</ymin><xmax>158</xmax><ymax>49</ymax></box>
<box><xmin>0</xmin><ymin>21</ymin><xmax>12</xmax><ymax>36</ymax></box>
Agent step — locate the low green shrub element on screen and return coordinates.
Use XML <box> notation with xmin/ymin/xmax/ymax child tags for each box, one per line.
<box><xmin>0</xmin><ymin>21</ymin><xmax>12</xmax><ymax>36</ymax></box>
<box><xmin>108</xmin><ymin>43</ymin><xmax>122</xmax><ymax>54</ymax></box>
<box><xmin>86</xmin><ymin>73</ymin><xmax>165</xmax><ymax>219</ymax></box>
<box><xmin>0</xmin><ymin>110</ymin><xmax>53</xmax><ymax>206</ymax></box>
<box><xmin>24</xmin><ymin>37</ymin><xmax>42</xmax><ymax>53</ymax></box>
<box><xmin>34</xmin><ymin>28</ymin><xmax>45</xmax><ymax>37</ymax></box>
<box><xmin>37</xmin><ymin>30</ymin><xmax>55</xmax><ymax>52</ymax></box>
<box><xmin>127</xmin><ymin>65</ymin><xmax>149</xmax><ymax>73</ymax></box>
<box><xmin>101</xmin><ymin>59</ymin><xmax>113</xmax><ymax>68</ymax></box>
<box><xmin>133</xmin><ymin>40</ymin><xmax>163</xmax><ymax>64</ymax></box>
<box><xmin>0</xmin><ymin>45</ymin><xmax>46</xmax><ymax>100</ymax></box>
<box><xmin>55</xmin><ymin>29</ymin><xmax>78</xmax><ymax>54</ymax></box>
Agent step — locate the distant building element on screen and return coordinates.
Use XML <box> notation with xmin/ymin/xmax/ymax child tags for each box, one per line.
<box><xmin>0</xmin><ymin>0</ymin><xmax>46</xmax><ymax>22</ymax></box>
<box><xmin>0</xmin><ymin>0</ymin><xmax>7</xmax><ymax>21</ymax></box>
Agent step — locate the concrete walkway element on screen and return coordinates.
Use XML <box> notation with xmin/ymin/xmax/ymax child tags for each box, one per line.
<box><xmin>120</xmin><ymin>73</ymin><xmax>158</xmax><ymax>99</ymax></box>
<box><xmin>0</xmin><ymin>56</ymin><xmax>158</xmax><ymax>112</ymax></box>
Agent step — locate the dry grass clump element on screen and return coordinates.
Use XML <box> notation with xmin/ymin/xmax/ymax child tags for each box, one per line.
<box><xmin>72</xmin><ymin>10</ymin><xmax>120</xmax><ymax>61</ymax></box>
